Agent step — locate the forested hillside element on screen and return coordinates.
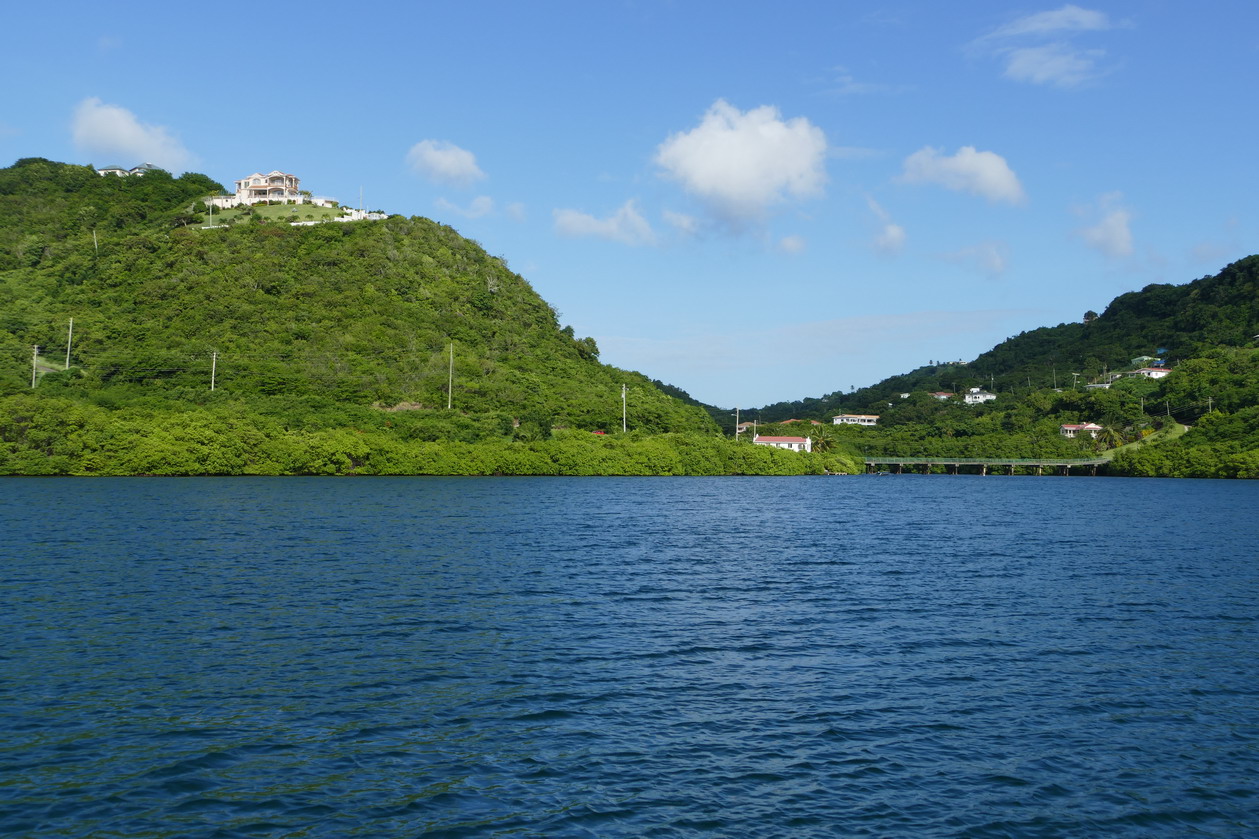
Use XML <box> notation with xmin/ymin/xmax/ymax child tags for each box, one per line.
<box><xmin>736</xmin><ymin>257</ymin><xmax>1259</xmax><ymax>478</ymax></box>
<box><xmin>0</xmin><ymin>159</ymin><xmax>874</xmax><ymax>475</ymax></box>
<box><xmin>753</xmin><ymin>256</ymin><xmax>1259</xmax><ymax>424</ymax></box>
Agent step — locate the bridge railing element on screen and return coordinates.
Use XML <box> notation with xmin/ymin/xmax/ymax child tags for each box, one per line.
<box><xmin>864</xmin><ymin>456</ymin><xmax>1108</xmax><ymax>467</ymax></box>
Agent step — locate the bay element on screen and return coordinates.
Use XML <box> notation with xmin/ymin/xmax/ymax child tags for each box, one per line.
<box><xmin>1</xmin><ymin>476</ymin><xmax>1257</xmax><ymax>837</ymax></box>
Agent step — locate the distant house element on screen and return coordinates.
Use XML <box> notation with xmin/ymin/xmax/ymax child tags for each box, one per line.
<box><xmin>1132</xmin><ymin>367</ymin><xmax>1171</xmax><ymax>379</ymax></box>
<box><xmin>96</xmin><ymin>162</ymin><xmax>163</xmax><ymax>177</ymax></box>
<box><xmin>780</xmin><ymin>418</ymin><xmax>821</xmax><ymax>426</ymax></box>
<box><xmin>964</xmin><ymin>387</ymin><xmax>996</xmax><ymax>404</ymax></box>
<box><xmin>753</xmin><ymin>435</ymin><xmax>812</xmax><ymax>453</ymax></box>
<box><xmin>832</xmin><ymin>414</ymin><xmax>878</xmax><ymax>426</ymax></box>
<box><xmin>930</xmin><ymin>391</ymin><xmax>954</xmax><ymax>401</ymax></box>
<box><xmin>1060</xmin><ymin>422</ymin><xmax>1104</xmax><ymax>439</ymax></box>
<box><xmin>735</xmin><ymin>421</ymin><xmax>757</xmax><ymax>435</ymax></box>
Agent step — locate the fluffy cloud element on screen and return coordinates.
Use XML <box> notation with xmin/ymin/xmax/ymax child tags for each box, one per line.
<box><xmin>866</xmin><ymin>196</ymin><xmax>906</xmax><ymax>254</ymax></box>
<box><xmin>71</xmin><ymin>98</ymin><xmax>192</xmax><ymax>171</ymax></box>
<box><xmin>976</xmin><ymin>5</ymin><xmax>1118</xmax><ymax>88</ymax></box>
<box><xmin>553</xmin><ymin>200</ymin><xmax>656</xmax><ymax>246</ymax></box>
<box><xmin>655</xmin><ymin>99</ymin><xmax>827</xmax><ymax>227</ymax></box>
<box><xmin>899</xmin><ymin>146</ymin><xmax>1026</xmax><ymax>205</ymax></box>
<box><xmin>435</xmin><ymin>196</ymin><xmax>495</xmax><ymax>218</ymax></box>
<box><xmin>406</xmin><ymin>140</ymin><xmax>486</xmax><ymax>187</ymax></box>
<box><xmin>1077</xmin><ymin>192</ymin><xmax>1133</xmax><ymax>257</ymax></box>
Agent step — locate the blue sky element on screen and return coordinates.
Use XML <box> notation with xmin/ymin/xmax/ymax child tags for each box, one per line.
<box><xmin>3</xmin><ymin>1</ymin><xmax>1256</xmax><ymax>407</ymax></box>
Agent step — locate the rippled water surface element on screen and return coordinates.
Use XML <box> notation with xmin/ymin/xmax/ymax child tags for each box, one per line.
<box><xmin>2</xmin><ymin>476</ymin><xmax>1257</xmax><ymax>837</ymax></box>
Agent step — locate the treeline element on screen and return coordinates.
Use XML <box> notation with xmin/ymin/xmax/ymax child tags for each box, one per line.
<box><xmin>0</xmin><ymin>395</ymin><xmax>860</xmax><ymax>476</ymax></box>
<box><xmin>0</xmin><ymin>158</ymin><xmax>717</xmax><ymax>444</ymax></box>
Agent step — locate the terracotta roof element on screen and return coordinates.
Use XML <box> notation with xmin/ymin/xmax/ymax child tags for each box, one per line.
<box><xmin>755</xmin><ymin>436</ymin><xmax>809</xmax><ymax>443</ymax></box>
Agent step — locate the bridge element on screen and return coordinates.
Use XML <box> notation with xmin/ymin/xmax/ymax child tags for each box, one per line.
<box><xmin>864</xmin><ymin>456</ymin><xmax>1109</xmax><ymax>476</ymax></box>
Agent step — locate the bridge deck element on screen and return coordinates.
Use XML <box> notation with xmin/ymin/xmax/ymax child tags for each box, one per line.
<box><xmin>863</xmin><ymin>456</ymin><xmax>1107</xmax><ymax>475</ymax></box>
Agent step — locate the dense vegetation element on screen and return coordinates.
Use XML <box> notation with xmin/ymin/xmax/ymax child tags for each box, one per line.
<box><xmin>2</xmin><ymin>158</ymin><xmax>855</xmax><ymax>475</ymax></box>
<box><xmin>701</xmin><ymin>256</ymin><xmax>1258</xmax><ymax>478</ymax></box>
<box><xmin>2</xmin><ymin>158</ymin><xmax>1254</xmax><ymax>477</ymax></box>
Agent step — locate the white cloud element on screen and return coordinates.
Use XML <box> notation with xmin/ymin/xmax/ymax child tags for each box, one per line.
<box><xmin>945</xmin><ymin>241</ymin><xmax>1009</xmax><ymax>277</ymax></box>
<box><xmin>976</xmin><ymin>5</ymin><xmax>1119</xmax><ymax>88</ymax></box>
<box><xmin>435</xmin><ymin>195</ymin><xmax>494</xmax><ymax>218</ymax></box>
<box><xmin>866</xmin><ymin>196</ymin><xmax>906</xmax><ymax>254</ymax></box>
<box><xmin>71</xmin><ymin>98</ymin><xmax>192</xmax><ymax>171</ymax></box>
<box><xmin>505</xmin><ymin>202</ymin><xmax>527</xmax><ymax>222</ymax></box>
<box><xmin>655</xmin><ymin>99</ymin><xmax>828</xmax><ymax>227</ymax></box>
<box><xmin>1077</xmin><ymin>192</ymin><xmax>1133</xmax><ymax>257</ymax></box>
<box><xmin>987</xmin><ymin>4</ymin><xmax>1112</xmax><ymax>39</ymax></box>
<box><xmin>553</xmin><ymin>200</ymin><xmax>656</xmax><ymax>246</ymax></box>
<box><xmin>1002</xmin><ymin>43</ymin><xmax>1105</xmax><ymax>87</ymax></box>
<box><xmin>778</xmin><ymin>235</ymin><xmax>807</xmax><ymax>254</ymax></box>
<box><xmin>406</xmin><ymin>139</ymin><xmax>486</xmax><ymax>187</ymax></box>
<box><xmin>663</xmin><ymin>210</ymin><xmax>700</xmax><ymax>236</ymax></box>
<box><xmin>828</xmin><ymin>66</ymin><xmax>908</xmax><ymax>96</ymax></box>
<box><xmin>899</xmin><ymin>146</ymin><xmax>1027</xmax><ymax>205</ymax></box>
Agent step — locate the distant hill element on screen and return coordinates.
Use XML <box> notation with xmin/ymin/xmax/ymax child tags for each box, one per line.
<box><xmin>752</xmin><ymin>256</ymin><xmax>1259</xmax><ymax>422</ymax></box>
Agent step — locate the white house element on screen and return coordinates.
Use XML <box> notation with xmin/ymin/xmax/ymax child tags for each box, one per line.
<box><xmin>964</xmin><ymin>387</ymin><xmax>997</xmax><ymax>404</ymax></box>
<box><xmin>930</xmin><ymin>391</ymin><xmax>954</xmax><ymax>401</ymax></box>
<box><xmin>1060</xmin><ymin>422</ymin><xmax>1104</xmax><ymax>438</ymax></box>
<box><xmin>97</xmin><ymin>163</ymin><xmax>162</xmax><ymax>177</ymax></box>
<box><xmin>833</xmin><ymin>414</ymin><xmax>878</xmax><ymax>426</ymax></box>
<box><xmin>207</xmin><ymin>170</ymin><xmax>304</xmax><ymax>208</ymax></box>
<box><xmin>1132</xmin><ymin>367</ymin><xmax>1171</xmax><ymax>379</ymax></box>
<box><xmin>752</xmin><ymin>435</ymin><xmax>812</xmax><ymax>453</ymax></box>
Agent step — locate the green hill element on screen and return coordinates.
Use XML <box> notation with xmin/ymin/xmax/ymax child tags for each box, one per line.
<box><xmin>731</xmin><ymin>258</ymin><xmax>1259</xmax><ymax>477</ymax></box>
<box><xmin>0</xmin><ymin>158</ymin><xmax>863</xmax><ymax>476</ymax></box>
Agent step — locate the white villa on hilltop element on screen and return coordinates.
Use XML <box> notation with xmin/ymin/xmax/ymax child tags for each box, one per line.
<box><xmin>207</xmin><ymin>171</ymin><xmax>332</xmax><ymax>209</ymax></box>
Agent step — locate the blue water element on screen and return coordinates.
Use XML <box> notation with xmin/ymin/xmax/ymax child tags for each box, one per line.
<box><xmin>1</xmin><ymin>476</ymin><xmax>1257</xmax><ymax>837</ymax></box>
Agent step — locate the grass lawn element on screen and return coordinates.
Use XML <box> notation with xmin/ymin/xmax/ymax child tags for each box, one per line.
<box><xmin>202</xmin><ymin>201</ymin><xmax>345</xmax><ymax>227</ymax></box>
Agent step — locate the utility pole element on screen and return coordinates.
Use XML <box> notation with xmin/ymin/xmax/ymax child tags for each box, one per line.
<box><xmin>31</xmin><ymin>345</ymin><xmax>38</xmax><ymax>388</ymax></box>
<box><xmin>734</xmin><ymin>406</ymin><xmax>740</xmax><ymax>438</ymax></box>
<box><xmin>210</xmin><ymin>350</ymin><xmax>217</xmax><ymax>391</ymax></box>
<box><xmin>92</xmin><ymin>229</ymin><xmax>98</xmax><ymax>255</ymax></box>
<box><xmin>65</xmin><ymin>318</ymin><xmax>73</xmax><ymax>369</ymax></box>
<box><xmin>447</xmin><ymin>341</ymin><xmax>454</xmax><ymax>410</ymax></box>
<box><xmin>622</xmin><ymin>384</ymin><xmax>627</xmax><ymax>433</ymax></box>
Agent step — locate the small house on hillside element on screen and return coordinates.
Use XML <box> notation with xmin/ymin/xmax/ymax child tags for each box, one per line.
<box><xmin>964</xmin><ymin>387</ymin><xmax>996</xmax><ymax>404</ymax></box>
<box><xmin>97</xmin><ymin>163</ymin><xmax>163</xmax><ymax>177</ymax></box>
<box><xmin>1132</xmin><ymin>367</ymin><xmax>1171</xmax><ymax>379</ymax></box>
<box><xmin>930</xmin><ymin>392</ymin><xmax>954</xmax><ymax>401</ymax></box>
<box><xmin>753</xmin><ymin>435</ymin><xmax>812</xmax><ymax>453</ymax></box>
<box><xmin>832</xmin><ymin>414</ymin><xmax>879</xmax><ymax>426</ymax></box>
<box><xmin>1060</xmin><ymin>422</ymin><xmax>1104</xmax><ymax>439</ymax></box>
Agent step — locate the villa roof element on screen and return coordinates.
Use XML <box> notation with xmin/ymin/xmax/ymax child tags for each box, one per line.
<box><xmin>755</xmin><ymin>436</ymin><xmax>809</xmax><ymax>443</ymax></box>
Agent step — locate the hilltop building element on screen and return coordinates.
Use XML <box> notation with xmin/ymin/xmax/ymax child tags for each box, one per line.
<box><xmin>832</xmin><ymin>414</ymin><xmax>879</xmax><ymax>426</ymax></box>
<box><xmin>206</xmin><ymin>170</ymin><xmax>334</xmax><ymax>209</ymax></box>
<box><xmin>964</xmin><ymin>387</ymin><xmax>997</xmax><ymax>405</ymax></box>
<box><xmin>752</xmin><ymin>435</ymin><xmax>812</xmax><ymax>453</ymax></box>
<box><xmin>96</xmin><ymin>163</ymin><xmax>163</xmax><ymax>177</ymax></box>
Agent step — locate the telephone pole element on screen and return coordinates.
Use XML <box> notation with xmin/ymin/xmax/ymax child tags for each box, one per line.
<box><xmin>622</xmin><ymin>384</ymin><xmax>627</xmax><ymax>433</ymax></box>
<box><xmin>210</xmin><ymin>351</ymin><xmax>218</xmax><ymax>391</ymax></box>
<box><xmin>31</xmin><ymin>345</ymin><xmax>39</xmax><ymax>388</ymax></box>
<box><xmin>447</xmin><ymin>341</ymin><xmax>454</xmax><ymax>410</ymax></box>
<box><xmin>65</xmin><ymin>318</ymin><xmax>74</xmax><ymax>369</ymax></box>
